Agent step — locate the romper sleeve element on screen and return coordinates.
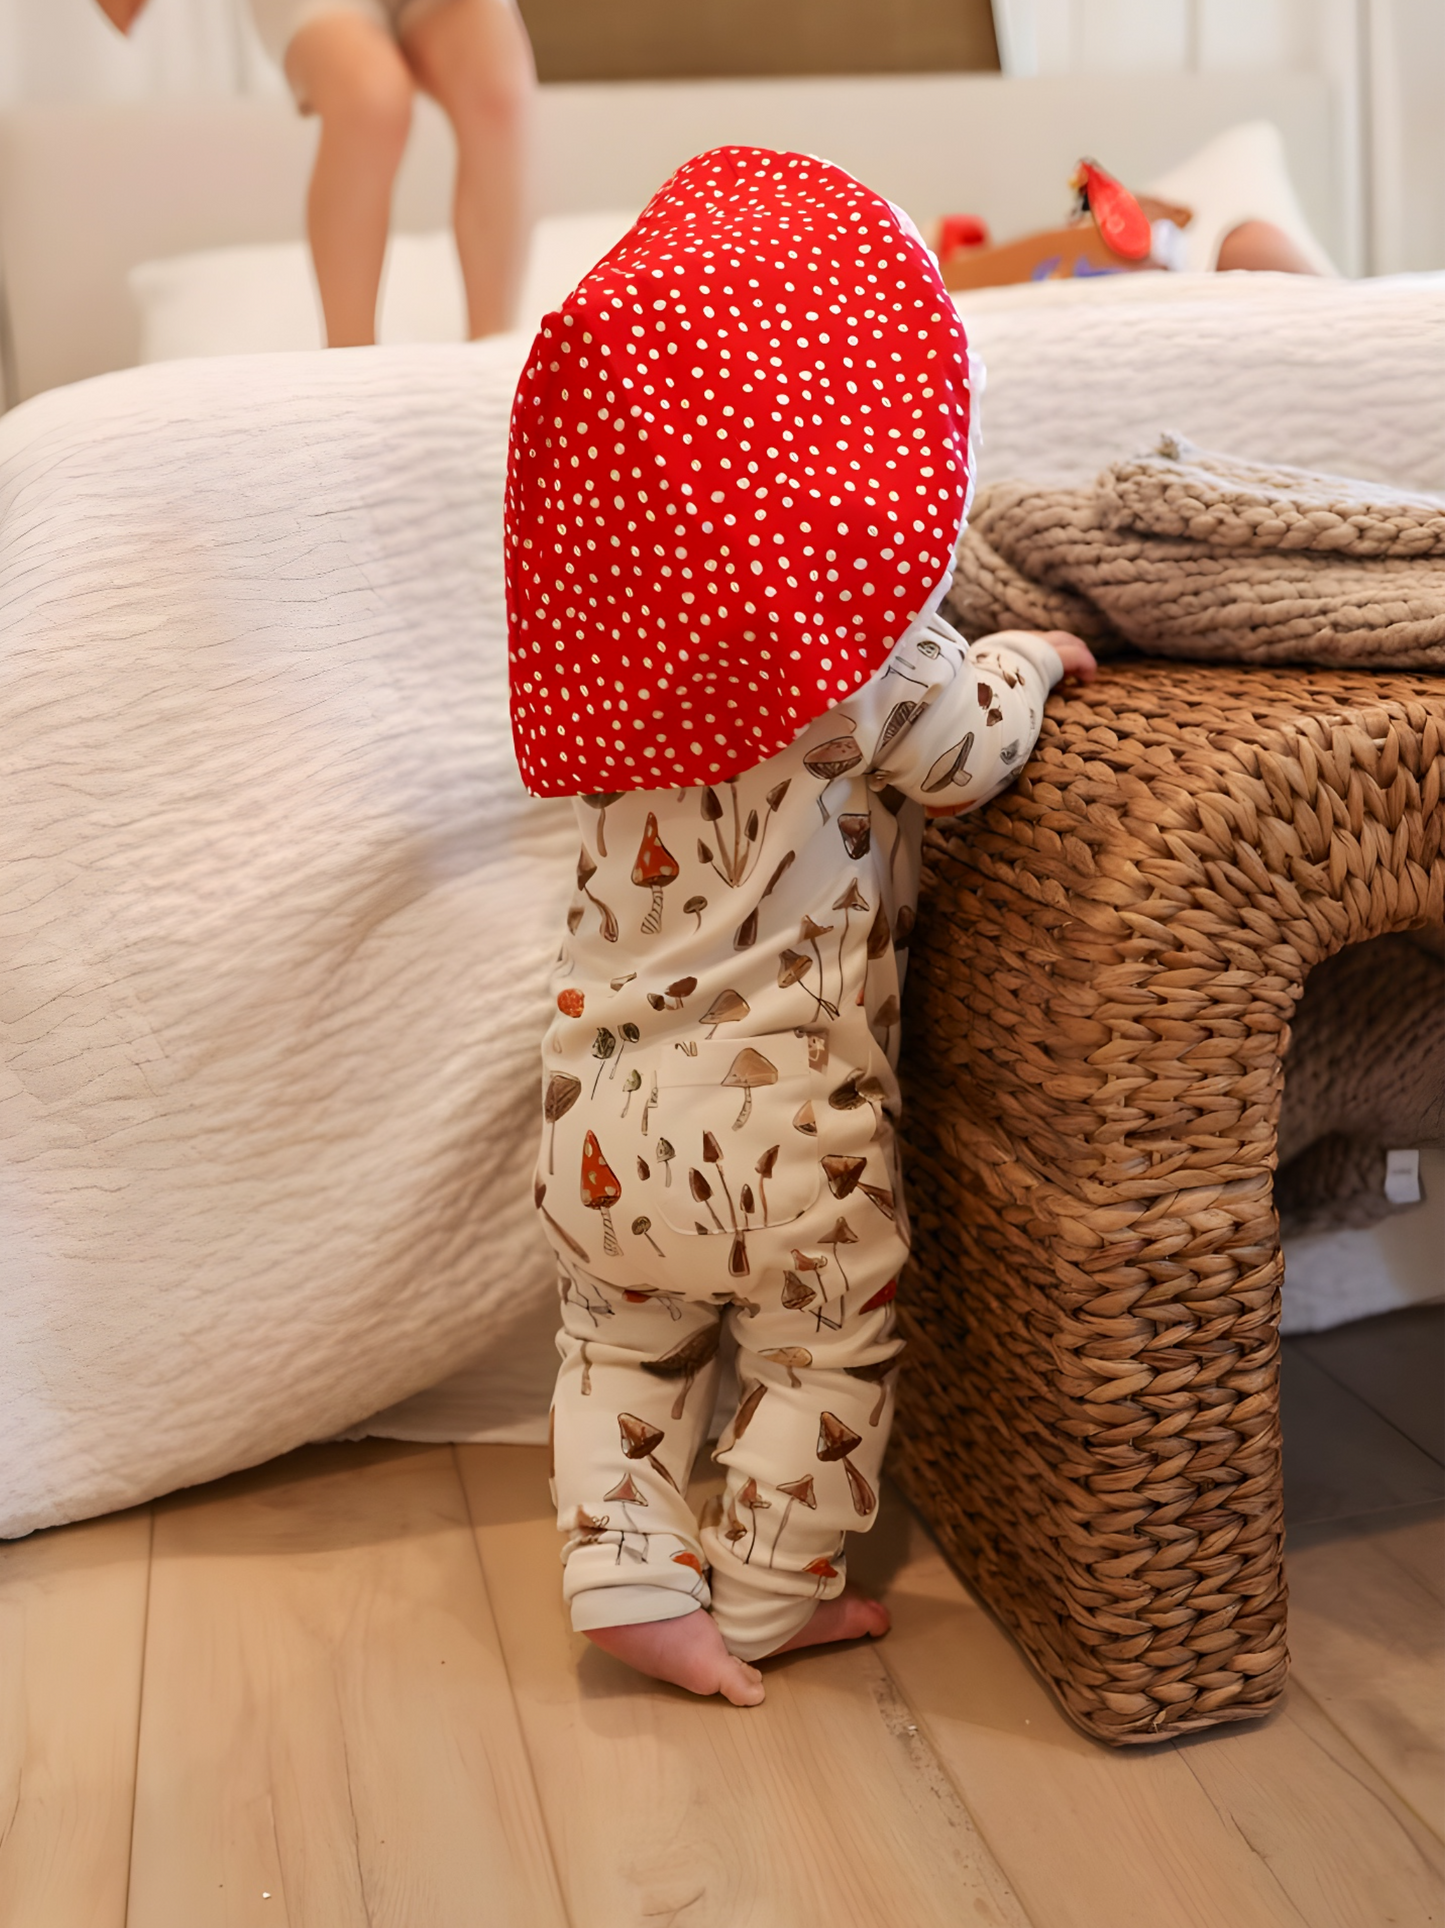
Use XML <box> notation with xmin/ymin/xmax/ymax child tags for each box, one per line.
<box><xmin>861</xmin><ymin>624</ymin><xmax>1064</xmax><ymax>811</ymax></box>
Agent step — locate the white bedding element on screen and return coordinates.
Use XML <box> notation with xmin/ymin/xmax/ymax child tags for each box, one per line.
<box><xmin>959</xmin><ymin>269</ymin><xmax>1445</xmax><ymax>494</ymax></box>
<box><xmin>0</xmin><ymin>339</ymin><xmax>573</xmax><ymax>1537</ymax></box>
<box><xmin>3</xmin><ymin>272</ymin><xmax>1441</xmax><ymax>1535</ymax></box>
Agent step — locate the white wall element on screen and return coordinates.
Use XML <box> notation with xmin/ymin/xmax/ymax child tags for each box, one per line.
<box><xmin>995</xmin><ymin>0</ymin><xmax>1313</xmax><ymax>74</ymax></box>
<box><xmin>0</xmin><ymin>0</ymin><xmax>282</xmax><ymax>105</ymax></box>
<box><xmin>992</xmin><ymin>0</ymin><xmax>1445</xmax><ymax>272</ymax></box>
<box><xmin>1364</xmin><ymin>0</ymin><xmax>1445</xmax><ymax>274</ymax></box>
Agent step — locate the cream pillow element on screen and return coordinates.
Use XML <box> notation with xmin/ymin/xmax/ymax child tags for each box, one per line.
<box><xmin>129</xmin><ymin>209</ymin><xmax>640</xmax><ymax>363</ymax></box>
<box><xmin>1146</xmin><ymin>120</ymin><xmax>1337</xmax><ymax>275</ymax></box>
<box><xmin>130</xmin><ymin>239</ymin><xmax>327</xmax><ymax>361</ymax></box>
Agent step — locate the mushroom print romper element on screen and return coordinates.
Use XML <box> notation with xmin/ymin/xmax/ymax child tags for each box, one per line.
<box><xmin>505</xmin><ymin>147</ymin><xmax>1064</xmax><ymax>1662</ymax></box>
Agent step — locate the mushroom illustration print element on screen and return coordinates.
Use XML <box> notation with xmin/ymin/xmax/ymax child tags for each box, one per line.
<box><xmin>761</xmin><ymin>1346</ymin><xmax>813</xmax><ymax>1390</ymax></box>
<box><xmin>722</xmin><ymin>1047</ymin><xmax>778</xmax><ymax>1129</ymax></box>
<box><xmin>617</xmin><ymin>1412</ymin><xmax>680</xmax><ymax>1490</ymax></box>
<box><xmin>837</xmin><ymin>814</ymin><xmax>872</xmax><ymax>860</ymax></box>
<box><xmin>803</xmin><ymin>733</ymin><xmax>862</xmax><ymax>818</ymax></box>
<box><xmin>778</xmin><ymin>935</ymin><xmax>838</xmax><ymax>1024</ymax></box>
<box><xmin>923</xmin><ymin>732</ymin><xmax>975</xmax><ymax>795</ymax></box>
<box><xmin>581</xmin><ymin>791</ymin><xmax>623</xmax><ymax>856</ymax></box>
<box><xmin>767</xmin><ymin>1475</ymin><xmax>818</xmax><ymax>1566</ymax></box>
<box><xmin>821</xmin><ymin>1154</ymin><xmax>867</xmax><ymax>1200</ymax></box>
<box><xmin>631</xmin><ymin>1215</ymin><xmax>663</xmax><ymax>1255</ymax></box>
<box><xmin>671</xmin><ymin>1548</ymin><xmax>708</xmax><ymax>1601</ymax></box>
<box><xmin>799</xmin><ymin>917</ymin><xmax>838</xmax><ymax>1016</ymax></box>
<box><xmin>701</xmin><ymin>989</ymin><xmax>749</xmax><ymax>1039</ymax></box>
<box><xmin>733</xmin><ymin>850</ymin><xmax>797</xmax><ymax>953</ymax></box>
<box><xmin>781</xmin><ymin>1269</ymin><xmax>816</xmax><ymax>1313</ymax></box>
<box><xmin>845</xmin><ymin>1358</ymin><xmax>900</xmax><ymax>1426</ymax></box>
<box><xmin>715</xmin><ymin>1378</ymin><xmax>767</xmax><ymax>1454</ymax></box>
<box><xmin>543</xmin><ymin>1073</ymin><xmax>581</xmax><ymax>1174</ymax></box>
<box><xmin>822</xmin><ymin>1217</ymin><xmax>859</xmax><ymax>1290</ymax></box>
<box><xmin>860</xmin><ymin>1182</ymin><xmax>897</xmax><ymax>1221</ymax></box>
<box><xmin>790</xmin><ymin>1248</ymin><xmax>838</xmax><ymax>1331</ymax></box>
<box><xmin>831</xmin><ymin>879</ymin><xmax>869</xmax><ymax>991</ymax></box>
<box><xmin>632</xmin><ymin>814</ymin><xmax>680</xmax><ymax>935</ymax></box>
<box><xmin>640</xmin><ymin>1323</ymin><xmax>721</xmax><ymax>1419</ymax></box>
<box><xmin>689</xmin><ymin>1165</ymin><xmax>727</xmax><ymax>1233</ymax></box>
<box><xmin>580</xmin><ymin>1132</ymin><xmax>623</xmax><ymax>1256</ymax></box>
<box><xmin>647</xmin><ymin>976</ymin><xmax>697</xmax><ymax>1013</ymax></box>
<box><xmin>700</xmin><ymin>1129</ymin><xmax>749</xmax><ymax>1275</ymax></box>
<box><xmin>589</xmin><ymin>1027</ymin><xmax>616</xmax><ymax>1097</ymax></box>
<box><xmin>576</xmin><ymin>850</ymin><xmax>619</xmax><ymax>942</ymax></box>
<box><xmin>872</xmin><ymin>994</ymin><xmax>901</xmax><ymax>1055</ymax></box>
<box><xmin>804</xmin><ymin>1554</ymin><xmax>841</xmax><ymax>1597</ymax></box>
<box><xmin>736</xmin><ymin>1477</ymin><xmax>772</xmax><ymax>1563</ymax></box>
<box><xmin>817</xmin><ymin>1411</ymin><xmax>877</xmax><ymax>1517</ymax></box>
<box><xmin>601</xmin><ymin>1471</ymin><xmax>648</xmax><ymax>1561</ymax></box>
<box><xmin>754</xmin><ymin>1144</ymin><xmax>779</xmax><ymax>1224</ymax></box>
<box><xmin>610</xmin><ymin>1022</ymin><xmax>641</xmax><ymax>1084</ymax></box>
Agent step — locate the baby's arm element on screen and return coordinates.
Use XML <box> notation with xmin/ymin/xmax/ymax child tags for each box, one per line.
<box><xmin>867</xmin><ymin>624</ymin><xmax>1094</xmax><ymax>811</ymax></box>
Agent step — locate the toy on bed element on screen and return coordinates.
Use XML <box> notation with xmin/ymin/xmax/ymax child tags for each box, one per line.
<box><xmin>938</xmin><ymin>142</ymin><xmax>1323</xmax><ymax>291</ymax></box>
<box><xmin>93</xmin><ymin>0</ymin><xmax>534</xmax><ymax>347</ymax></box>
<box><xmin>939</xmin><ymin>159</ymin><xmax>1193</xmax><ymax>289</ymax></box>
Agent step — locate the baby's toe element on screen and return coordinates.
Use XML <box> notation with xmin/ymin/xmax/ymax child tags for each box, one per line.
<box><xmin>719</xmin><ymin>1657</ymin><xmax>766</xmax><ymax>1707</ymax></box>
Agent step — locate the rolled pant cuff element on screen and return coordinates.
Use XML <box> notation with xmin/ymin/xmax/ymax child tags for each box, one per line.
<box><xmin>707</xmin><ymin>1557</ymin><xmax>840</xmax><ymax>1661</ymax></box>
<box><xmin>569</xmin><ymin>1584</ymin><xmax>707</xmax><ymax>1634</ymax></box>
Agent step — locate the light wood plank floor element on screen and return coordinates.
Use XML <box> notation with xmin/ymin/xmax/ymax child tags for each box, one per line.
<box><xmin>2</xmin><ymin>1307</ymin><xmax>1441</xmax><ymax>1927</ymax></box>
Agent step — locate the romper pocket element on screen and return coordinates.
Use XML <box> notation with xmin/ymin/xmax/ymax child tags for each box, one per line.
<box><xmin>647</xmin><ymin>1030</ymin><xmax>823</xmax><ymax>1240</ymax></box>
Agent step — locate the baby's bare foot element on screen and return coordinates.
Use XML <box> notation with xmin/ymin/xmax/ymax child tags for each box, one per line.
<box><xmin>764</xmin><ymin>1584</ymin><xmax>891</xmax><ymax>1657</ymax></box>
<box><xmin>586</xmin><ymin>1608</ymin><xmax>765</xmax><ymax>1706</ymax></box>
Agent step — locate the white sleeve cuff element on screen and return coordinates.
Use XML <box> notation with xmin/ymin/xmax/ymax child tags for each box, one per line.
<box><xmin>979</xmin><ymin>630</ymin><xmax>1066</xmax><ymax>690</ymax></box>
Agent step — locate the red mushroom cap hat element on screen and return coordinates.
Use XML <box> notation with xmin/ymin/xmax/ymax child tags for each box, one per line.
<box><xmin>504</xmin><ymin>145</ymin><xmax>972</xmax><ymax>798</ymax></box>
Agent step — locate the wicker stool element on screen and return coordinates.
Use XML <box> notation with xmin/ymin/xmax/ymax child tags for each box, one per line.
<box><xmin>894</xmin><ymin>663</ymin><xmax>1445</xmax><ymax>1745</ymax></box>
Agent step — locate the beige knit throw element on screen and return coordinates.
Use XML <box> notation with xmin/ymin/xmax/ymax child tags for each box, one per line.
<box><xmin>946</xmin><ymin>436</ymin><xmax>1445</xmax><ymax>668</ymax></box>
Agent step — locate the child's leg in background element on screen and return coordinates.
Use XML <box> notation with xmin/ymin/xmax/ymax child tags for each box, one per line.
<box><xmin>703</xmin><ymin>1244</ymin><xmax>905</xmax><ymax>1661</ymax></box>
<box><xmin>285</xmin><ymin>12</ymin><xmax>415</xmax><ymax>346</ymax></box>
<box><xmin>400</xmin><ymin>0</ymin><xmax>534</xmax><ymax>337</ymax></box>
<box><xmin>553</xmin><ymin>1275</ymin><xmax>724</xmax><ymax>1634</ymax></box>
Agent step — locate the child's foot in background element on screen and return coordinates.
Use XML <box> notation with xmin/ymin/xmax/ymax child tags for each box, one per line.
<box><xmin>763</xmin><ymin>1584</ymin><xmax>890</xmax><ymax>1656</ymax></box>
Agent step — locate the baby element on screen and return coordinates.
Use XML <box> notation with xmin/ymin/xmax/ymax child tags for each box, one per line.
<box><xmin>505</xmin><ymin>148</ymin><xmax>1095</xmax><ymax>1705</ymax></box>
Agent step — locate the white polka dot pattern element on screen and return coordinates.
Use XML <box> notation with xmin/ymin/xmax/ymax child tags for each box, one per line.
<box><xmin>504</xmin><ymin>146</ymin><xmax>972</xmax><ymax>798</ymax></box>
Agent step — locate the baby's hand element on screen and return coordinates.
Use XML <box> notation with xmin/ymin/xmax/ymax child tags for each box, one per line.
<box><xmin>1042</xmin><ymin>631</ymin><xmax>1098</xmax><ymax>683</ymax></box>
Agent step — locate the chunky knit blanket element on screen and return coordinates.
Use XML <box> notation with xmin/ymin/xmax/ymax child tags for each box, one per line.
<box><xmin>948</xmin><ymin>439</ymin><xmax>1445</xmax><ymax>1238</ymax></box>
<box><xmin>946</xmin><ymin>436</ymin><xmax>1445</xmax><ymax>668</ymax></box>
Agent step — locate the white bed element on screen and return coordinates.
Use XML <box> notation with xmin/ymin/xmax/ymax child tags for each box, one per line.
<box><xmin>0</xmin><ymin>75</ymin><xmax>1439</xmax><ymax>1539</ymax></box>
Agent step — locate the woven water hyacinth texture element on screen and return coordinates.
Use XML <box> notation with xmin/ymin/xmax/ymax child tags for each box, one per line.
<box><xmin>892</xmin><ymin>662</ymin><xmax>1445</xmax><ymax>1744</ymax></box>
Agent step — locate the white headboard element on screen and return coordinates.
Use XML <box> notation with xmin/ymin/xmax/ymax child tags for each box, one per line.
<box><xmin>0</xmin><ymin>68</ymin><xmax>1339</xmax><ymax>405</ymax></box>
